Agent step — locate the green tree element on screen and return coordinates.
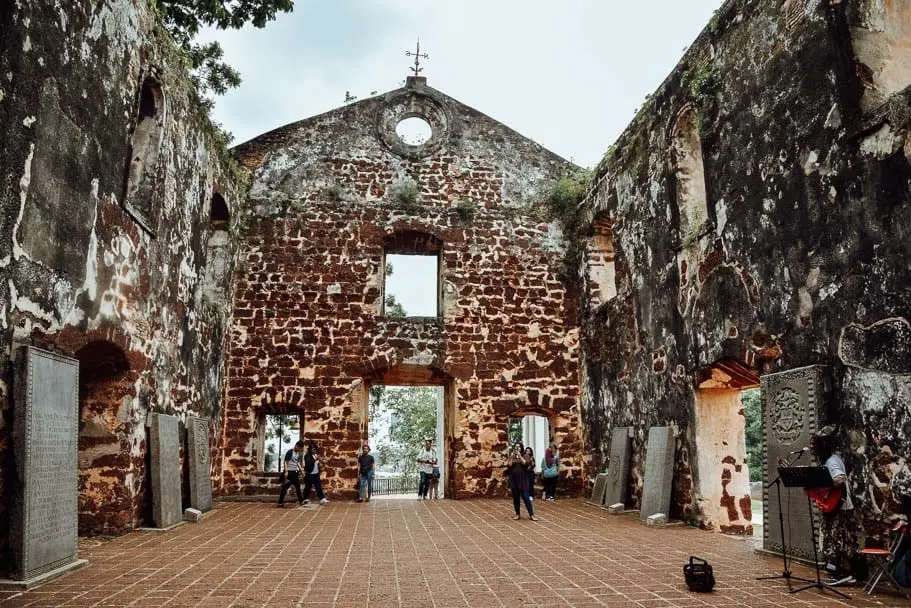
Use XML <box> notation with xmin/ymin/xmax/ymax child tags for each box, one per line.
<box><xmin>154</xmin><ymin>0</ymin><xmax>294</xmax><ymax>100</ymax></box>
<box><xmin>742</xmin><ymin>388</ymin><xmax>763</xmax><ymax>482</ymax></box>
<box><xmin>508</xmin><ymin>416</ymin><xmax>523</xmax><ymax>447</ymax></box>
<box><xmin>383</xmin><ymin>261</ymin><xmax>407</xmax><ymax>316</ymax></box>
<box><xmin>369</xmin><ymin>387</ymin><xmax>437</xmax><ymax>478</ymax></box>
<box><xmin>264</xmin><ymin>414</ymin><xmax>294</xmax><ymax>472</ymax></box>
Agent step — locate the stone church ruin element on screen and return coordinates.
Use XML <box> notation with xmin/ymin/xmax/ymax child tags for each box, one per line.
<box><xmin>1</xmin><ymin>0</ymin><xmax>910</xmax><ymax>582</ymax></box>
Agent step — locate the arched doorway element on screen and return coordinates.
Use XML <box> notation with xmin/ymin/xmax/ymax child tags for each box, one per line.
<box><xmin>75</xmin><ymin>341</ymin><xmax>135</xmax><ymax>536</ymax></box>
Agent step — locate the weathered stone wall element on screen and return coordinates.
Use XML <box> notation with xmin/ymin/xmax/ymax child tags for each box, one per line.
<box><xmin>223</xmin><ymin>78</ymin><xmax>583</xmax><ymax>498</ymax></box>
<box><xmin>580</xmin><ymin>0</ymin><xmax>911</xmax><ymax>537</ymax></box>
<box><xmin>0</xmin><ymin>0</ymin><xmax>245</xmax><ymax>548</ymax></box>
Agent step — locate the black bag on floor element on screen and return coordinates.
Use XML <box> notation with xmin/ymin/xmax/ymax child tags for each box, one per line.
<box><xmin>683</xmin><ymin>556</ymin><xmax>715</xmax><ymax>592</ymax></box>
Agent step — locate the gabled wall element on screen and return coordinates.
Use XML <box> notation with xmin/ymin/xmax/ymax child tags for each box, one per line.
<box><xmin>223</xmin><ymin>78</ymin><xmax>584</xmax><ymax>498</ymax></box>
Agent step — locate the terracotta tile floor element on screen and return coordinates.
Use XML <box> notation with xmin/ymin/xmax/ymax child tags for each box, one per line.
<box><xmin>1</xmin><ymin>499</ymin><xmax>909</xmax><ymax>608</ymax></box>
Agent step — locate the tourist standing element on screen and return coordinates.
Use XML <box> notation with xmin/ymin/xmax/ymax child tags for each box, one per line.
<box><xmin>357</xmin><ymin>444</ymin><xmax>375</xmax><ymax>502</ymax></box>
<box><xmin>277</xmin><ymin>440</ymin><xmax>305</xmax><ymax>507</ymax></box>
<box><xmin>524</xmin><ymin>446</ymin><xmax>536</xmax><ymax>500</ymax></box>
<box><xmin>428</xmin><ymin>463</ymin><xmax>440</xmax><ymax>500</ymax></box>
<box><xmin>302</xmin><ymin>442</ymin><xmax>329</xmax><ymax>505</ymax></box>
<box><xmin>507</xmin><ymin>444</ymin><xmax>536</xmax><ymax>521</ymax></box>
<box><xmin>417</xmin><ymin>438</ymin><xmax>437</xmax><ymax>500</ymax></box>
<box><xmin>541</xmin><ymin>447</ymin><xmax>559</xmax><ymax>501</ymax></box>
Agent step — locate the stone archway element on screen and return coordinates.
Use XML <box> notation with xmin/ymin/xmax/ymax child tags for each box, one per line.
<box><xmin>75</xmin><ymin>340</ymin><xmax>136</xmax><ymax>535</ymax></box>
<box><xmin>693</xmin><ymin>359</ymin><xmax>758</xmax><ymax>535</ymax></box>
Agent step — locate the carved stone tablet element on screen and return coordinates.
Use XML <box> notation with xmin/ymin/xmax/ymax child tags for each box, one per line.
<box><xmin>150</xmin><ymin>414</ymin><xmax>182</xmax><ymax>528</ymax></box>
<box><xmin>762</xmin><ymin>365</ymin><xmax>825</xmax><ymax>559</ymax></box>
<box><xmin>187</xmin><ymin>416</ymin><xmax>212</xmax><ymax>511</ymax></box>
<box><xmin>640</xmin><ymin>426</ymin><xmax>676</xmax><ymax>521</ymax></box>
<box><xmin>10</xmin><ymin>346</ymin><xmax>80</xmax><ymax>581</ymax></box>
<box><xmin>587</xmin><ymin>473</ymin><xmax>609</xmax><ymax>506</ymax></box>
<box><xmin>604</xmin><ymin>427</ymin><xmax>631</xmax><ymax>507</ymax></box>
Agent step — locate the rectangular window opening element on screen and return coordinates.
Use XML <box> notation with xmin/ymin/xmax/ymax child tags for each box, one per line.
<box><xmin>261</xmin><ymin>414</ymin><xmax>301</xmax><ymax>473</ymax></box>
<box><xmin>383</xmin><ymin>253</ymin><xmax>440</xmax><ymax>317</ymax></box>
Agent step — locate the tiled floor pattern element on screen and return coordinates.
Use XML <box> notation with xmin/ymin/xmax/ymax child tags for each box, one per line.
<box><xmin>1</xmin><ymin>499</ymin><xmax>909</xmax><ymax>608</ymax></box>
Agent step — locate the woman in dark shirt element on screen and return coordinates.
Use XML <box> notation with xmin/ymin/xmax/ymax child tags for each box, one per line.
<box><xmin>524</xmin><ymin>447</ymin><xmax>536</xmax><ymax>500</ymax></box>
<box><xmin>507</xmin><ymin>444</ymin><xmax>536</xmax><ymax>521</ymax></box>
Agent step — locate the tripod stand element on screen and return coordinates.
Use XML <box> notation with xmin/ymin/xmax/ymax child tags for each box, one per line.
<box><xmin>757</xmin><ymin>471</ymin><xmax>814</xmax><ymax>588</ymax></box>
<box><xmin>776</xmin><ymin>465</ymin><xmax>849</xmax><ymax>599</ymax></box>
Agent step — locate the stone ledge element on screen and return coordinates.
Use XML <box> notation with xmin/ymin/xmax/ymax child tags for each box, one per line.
<box><xmin>0</xmin><ymin>559</ymin><xmax>88</xmax><ymax>590</ymax></box>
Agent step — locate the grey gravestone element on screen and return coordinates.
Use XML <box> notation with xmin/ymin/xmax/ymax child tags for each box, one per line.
<box><xmin>150</xmin><ymin>413</ymin><xmax>182</xmax><ymax>528</ymax></box>
<box><xmin>9</xmin><ymin>346</ymin><xmax>83</xmax><ymax>582</ymax></box>
<box><xmin>587</xmin><ymin>473</ymin><xmax>609</xmax><ymax>506</ymax></box>
<box><xmin>186</xmin><ymin>416</ymin><xmax>212</xmax><ymax>511</ymax></box>
<box><xmin>640</xmin><ymin>426</ymin><xmax>676</xmax><ymax>521</ymax></box>
<box><xmin>762</xmin><ymin>365</ymin><xmax>825</xmax><ymax>560</ymax></box>
<box><xmin>604</xmin><ymin>427</ymin><xmax>632</xmax><ymax>507</ymax></box>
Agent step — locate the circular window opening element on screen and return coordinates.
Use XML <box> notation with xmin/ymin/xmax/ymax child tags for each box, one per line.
<box><xmin>395</xmin><ymin>116</ymin><xmax>433</xmax><ymax>146</ymax></box>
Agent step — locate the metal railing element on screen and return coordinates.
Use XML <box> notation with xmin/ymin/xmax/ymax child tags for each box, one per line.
<box><xmin>370</xmin><ymin>475</ymin><xmax>420</xmax><ymax>496</ymax></box>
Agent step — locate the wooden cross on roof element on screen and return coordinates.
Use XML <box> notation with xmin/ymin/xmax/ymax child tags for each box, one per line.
<box><xmin>405</xmin><ymin>40</ymin><xmax>429</xmax><ymax>77</ymax></box>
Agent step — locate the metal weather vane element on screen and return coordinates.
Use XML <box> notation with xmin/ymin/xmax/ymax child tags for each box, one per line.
<box><xmin>405</xmin><ymin>40</ymin><xmax>429</xmax><ymax>77</ymax></box>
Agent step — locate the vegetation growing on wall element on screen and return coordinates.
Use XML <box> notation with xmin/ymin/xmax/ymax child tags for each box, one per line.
<box><xmin>544</xmin><ymin>169</ymin><xmax>592</xmax><ymax>289</ymax></box>
<box><xmin>682</xmin><ymin>59</ymin><xmax>718</xmax><ymax>138</ymax></box>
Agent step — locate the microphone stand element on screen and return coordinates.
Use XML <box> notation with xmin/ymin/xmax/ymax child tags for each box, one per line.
<box><xmin>757</xmin><ymin>450</ymin><xmax>813</xmax><ymax>587</ymax></box>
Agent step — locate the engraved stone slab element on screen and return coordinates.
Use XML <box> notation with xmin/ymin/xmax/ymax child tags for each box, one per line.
<box><xmin>587</xmin><ymin>473</ymin><xmax>609</xmax><ymax>506</ymax></box>
<box><xmin>150</xmin><ymin>414</ymin><xmax>182</xmax><ymax>528</ymax></box>
<box><xmin>640</xmin><ymin>426</ymin><xmax>676</xmax><ymax>521</ymax></box>
<box><xmin>10</xmin><ymin>346</ymin><xmax>80</xmax><ymax>581</ymax></box>
<box><xmin>762</xmin><ymin>365</ymin><xmax>825</xmax><ymax>560</ymax></box>
<box><xmin>187</xmin><ymin>416</ymin><xmax>212</xmax><ymax>511</ymax></box>
<box><xmin>604</xmin><ymin>427</ymin><xmax>632</xmax><ymax>507</ymax></box>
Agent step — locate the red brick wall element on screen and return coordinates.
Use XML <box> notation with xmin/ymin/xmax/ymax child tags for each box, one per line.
<box><xmin>221</xmin><ymin>82</ymin><xmax>584</xmax><ymax>497</ymax></box>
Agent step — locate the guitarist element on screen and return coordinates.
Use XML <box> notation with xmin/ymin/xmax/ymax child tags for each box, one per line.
<box><xmin>810</xmin><ymin>425</ymin><xmax>858</xmax><ymax>586</ymax></box>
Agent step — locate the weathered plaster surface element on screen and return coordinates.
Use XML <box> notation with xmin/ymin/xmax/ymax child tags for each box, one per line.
<box><xmin>579</xmin><ymin>0</ymin><xmax>911</xmax><ymax>534</ymax></box>
<box><xmin>0</xmin><ymin>0</ymin><xmax>245</xmax><ymax>547</ymax></box>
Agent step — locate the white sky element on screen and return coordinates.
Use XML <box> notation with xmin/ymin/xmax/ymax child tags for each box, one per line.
<box><xmin>202</xmin><ymin>0</ymin><xmax>725</xmax><ymax>168</ymax></box>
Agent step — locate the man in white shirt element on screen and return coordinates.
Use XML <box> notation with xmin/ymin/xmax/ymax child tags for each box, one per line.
<box><xmin>416</xmin><ymin>438</ymin><xmax>437</xmax><ymax>500</ymax></box>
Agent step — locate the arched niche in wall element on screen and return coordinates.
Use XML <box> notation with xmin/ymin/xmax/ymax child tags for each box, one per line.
<box><xmin>669</xmin><ymin>105</ymin><xmax>708</xmax><ymax>243</ymax></box>
<box><xmin>123</xmin><ymin>77</ymin><xmax>165</xmax><ymax>229</ymax></box>
<box><xmin>203</xmin><ymin>192</ymin><xmax>231</xmax><ymax>304</ymax></box>
<box><xmin>586</xmin><ymin>215</ymin><xmax>617</xmax><ymax>306</ymax></box>
<box><xmin>75</xmin><ymin>340</ymin><xmax>135</xmax><ymax>536</ymax></box>
<box><xmin>852</xmin><ymin>1</ymin><xmax>911</xmax><ymax>111</ymax></box>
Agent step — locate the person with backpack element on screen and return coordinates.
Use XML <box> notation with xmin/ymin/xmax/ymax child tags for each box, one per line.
<box><xmin>277</xmin><ymin>440</ymin><xmax>305</xmax><ymax>507</ymax></box>
<box><xmin>541</xmin><ymin>447</ymin><xmax>559</xmax><ymax>501</ymax></box>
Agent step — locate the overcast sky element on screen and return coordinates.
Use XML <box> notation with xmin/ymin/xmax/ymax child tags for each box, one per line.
<box><xmin>202</xmin><ymin>0</ymin><xmax>725</xmax><ymax>169</ymax></box>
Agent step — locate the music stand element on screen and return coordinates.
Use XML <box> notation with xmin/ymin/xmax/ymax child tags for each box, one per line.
<box><xmin>778</xmin><ymin>466</ymin><xmax>849</xmax><ymax>599</ymax></box>
<box><xmin>757</xmin><ymin>466</ymin><xmax>814</xmax><ymax>588</ymax></box>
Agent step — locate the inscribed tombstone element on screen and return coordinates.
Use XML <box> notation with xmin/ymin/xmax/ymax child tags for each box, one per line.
<box><xmin>604</xmin><ymin>427</ymin><xmax>631</xmax><ymax>507</ymax></box>
<box><xmin>762</xmin><ymin>365</ymin><xmax>825</xmax><ymax>560</ymax></box>
<box><xmin>150</xmin><ymin>413</ymin><xmax>182</xmax><ymax>528</ymax></box>
<box><xmin>587</xmin><ymin>473</ymin><xmax>609</xmax><ymax>506</ymax></box>
<box><xmin>10</xmin><ymin>346</ymin><xmax>80</xmax><ymax>581</ymax></box>
<box><xmin>187</xmin><ymin>416</ymin><xmax>212</xmax><ymax>511</ymax></box>
<box><xmin>640</xmin><ymin>426</ymin><xmax>676</xmax><ymax>521</ymax></box>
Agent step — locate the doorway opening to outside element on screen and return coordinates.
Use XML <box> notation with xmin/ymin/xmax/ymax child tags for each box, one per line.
<box><xmin>368</xmin><ymin>384</ymin><xmax>444</xmax><ymax>498</ymax></box>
